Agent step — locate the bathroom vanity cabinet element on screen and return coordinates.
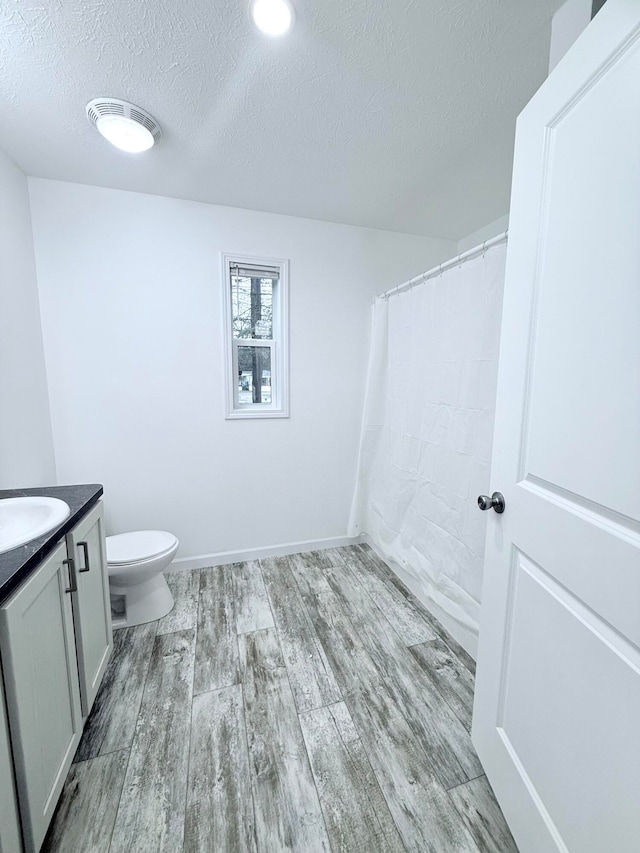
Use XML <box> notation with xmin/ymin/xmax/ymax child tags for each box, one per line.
<box><xmin>0</xmin><ymin>495</ymin><xmax>112</xmax><ymax>853</ymax></box>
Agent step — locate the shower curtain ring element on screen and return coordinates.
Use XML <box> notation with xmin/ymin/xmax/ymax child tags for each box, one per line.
<box><xmin>482</xmin><ymin>241</ymin><xmax>487</xmax><ymax>258</ymax></box>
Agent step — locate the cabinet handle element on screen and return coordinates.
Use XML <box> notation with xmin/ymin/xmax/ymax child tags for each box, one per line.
<box><xmin>78</xmin><ymin>541</ymin><xmax>91</xmax><ymax>573</ymax></box>
<box><xmin>63</xmin><ymin>557</ymin><xmax>77</xmax><ymax>593</ymax></box>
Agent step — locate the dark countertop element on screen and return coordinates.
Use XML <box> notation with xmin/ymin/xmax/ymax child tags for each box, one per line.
<box><xmin>0</xmin><ymin>484</ymin><xmax>103</xmax><ymax>606</ymax></box>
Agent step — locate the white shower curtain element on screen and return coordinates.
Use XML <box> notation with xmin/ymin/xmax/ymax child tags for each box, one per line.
<box><xmin>349</xmin><ymin>243</ymin><xmax>507</xmax><ymax>644</ymax></box>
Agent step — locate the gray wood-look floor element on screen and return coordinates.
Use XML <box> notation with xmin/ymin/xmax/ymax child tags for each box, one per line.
<box><xmin>43</xmin><ymin>544</ymin><xmax>517</xmax><ymax>853</ymax></box>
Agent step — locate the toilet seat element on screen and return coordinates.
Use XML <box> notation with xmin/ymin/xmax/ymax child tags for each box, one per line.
<box><xmin>106</xmin><ymin>530</ymin><xmax>178</xmax><ymax>565</ymax></box>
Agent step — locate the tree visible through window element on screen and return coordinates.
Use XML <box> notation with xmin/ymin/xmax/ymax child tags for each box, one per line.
<box><xmin>231</xmin><ymin>272</ymin><xmax>274</xmax><ymax>404</ymax></box>
<box><xmin>223</xmin><ymin>255</ymin><xmax>289</xmax><ymax>418</ymax></box>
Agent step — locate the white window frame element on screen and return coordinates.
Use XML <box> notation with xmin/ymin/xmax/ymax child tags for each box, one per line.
<box><xmin>222</xmin><ymin>253</ymin><xmax>289</xmax><ymax>419</ymax></box>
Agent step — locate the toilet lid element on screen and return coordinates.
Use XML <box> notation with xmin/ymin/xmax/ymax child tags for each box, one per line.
<box><xmin>106</xmin><ymin>530</ymin><xmax>178</xmax><ymax>565</ymax></box>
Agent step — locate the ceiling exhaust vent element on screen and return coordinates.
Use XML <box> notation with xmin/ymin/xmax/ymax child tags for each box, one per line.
<box><xmin>86</xmin><ymin>98</ymin><xmax>162</xmax><ymax>152</ymax></box>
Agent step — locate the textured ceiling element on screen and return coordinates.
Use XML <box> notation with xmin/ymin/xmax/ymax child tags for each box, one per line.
<box><xmin>0</xmin><ymin>0</ymin><xmax>563</xmax><ymax>238</ymax></box>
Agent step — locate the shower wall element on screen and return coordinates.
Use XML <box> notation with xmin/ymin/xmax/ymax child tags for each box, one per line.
<box><xmin>350</xmin><ymin>243</ymin><xmax>507</xmax><ymax>657</ymax></box>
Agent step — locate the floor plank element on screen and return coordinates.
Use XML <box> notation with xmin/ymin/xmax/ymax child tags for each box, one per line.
<box><xmin>295</xmin><ymin>548</ymin><xmax>346</xmax><ymax>569</ymax></box>
<box><xmin>42</xmin><ymin>750</ymin><xmax>128</xmax><ymax>853</ymax></box>
<box><xmin>449</xmin><ymin>775</ymin><xmax>519</xmax><ymax>853</ymax></box>
<box><xmin>288</xmin><ymin>553</ymin><xmax>334</xmax><ymax>598</ymax></box>
<box><xmin>320</xmin><ymin>558</ymin><xmax>401</xmax><ymax>638</ymax></box>
<box><xmin>356</xmin><ymin>544</ymin><xmax>476</xmax><ymax>674</ymax></box>
<box><xmin>342</xmin><ymin>546</ymin><xmax>437</xmax><ymax>646</ymax></box>
<box><xmin>319</xmin><ymin>547</ymin><xmax>350</xmax><ymax>566</ymax></box>
<box><xmin>184</xmin><ymin>684</ymin><xmax>256</xmax><ymax>853</ymax></box>
<box><xmin>347</xmin><ymin>684</ymin><xmax>481</xmax><ymax>853</ymax></box>
<box><xmin>74</xmin><ymin>621</ymin><xmax>157</xmax><ymax>762</ymax></box>
<box><xmin>410</xmin><ymin>638</ymin><xmax>475</xmax><ymax>732</ymax></box>
<box><xmin>239</xmin><ymin>628</ymin><xmax>331</xmax><ymax>852</ymax></box>
<box><xmin>109</xmin><ymin>629</ymin><xmax>195</xmax><ymax>853</ymax></box>
<box><xmin>298</xmin><ymin>701</ymin><xmax>405</xmax><ymax>853</ymax></box>
<box><xmin>233</xmin><ymin>560</ymin><xmax>275</xmax><ymax>635</ymax></box>
<box><xmin>322</xmin><ymin>562</ymin><xmax>482</xmax><ymax>790</ymax></box>
<box><xmin>261</xmin><ymin>557</ymin><xmax>342</xmax><ymax>713</ymax></box>
<box><xmin>156</xmin><ymin>570</ymin><xmax>200</xmax><ymax>635</ymax></box>
<box><xmin>302</xmin><ymin>589</ymin><xmax>384</xmax><ymax>696</ymax></box>
<box><xmin>194</xmin><ymin>566</ymin><xmax>239</xmax><ymax>695</ymax></box>
<box><xmin>304</xmin><ymin>582</ymin><xmax>481</xmax><ymax>847</ymax></box>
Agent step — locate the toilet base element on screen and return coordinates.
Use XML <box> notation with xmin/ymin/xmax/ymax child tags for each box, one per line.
<box><xmin>110</xmin><ymin>572</ymin><xmax>174</xmax><ymax>628</ymax></box>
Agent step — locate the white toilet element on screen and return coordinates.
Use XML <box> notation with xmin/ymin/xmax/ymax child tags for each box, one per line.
<box><xmin>106</xmin><ymin>530</ymin><xmax>179</xmax><ymax>628</ymax></box>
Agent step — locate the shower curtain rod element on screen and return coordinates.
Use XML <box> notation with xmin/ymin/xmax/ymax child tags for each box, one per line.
<box><xmin>378</xmin><ymin>229</ymin><xmax>508</xmax><ymax>300</ymax></box>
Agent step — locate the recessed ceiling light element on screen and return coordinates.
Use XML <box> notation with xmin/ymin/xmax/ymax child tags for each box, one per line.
<box><xmin>86</xmin><ymin>99</ymin><xmax>162</xmax><ymax>153</ymax></box>
<box><xmin>250</xmin><ymin>0</ymin><xmax>295</xmax><ymax>36</ymax></box>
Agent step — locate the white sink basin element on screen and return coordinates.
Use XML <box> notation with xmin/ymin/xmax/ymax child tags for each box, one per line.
<box><xmin>0</xmin><ymin>497</ymin><xmax>71</xmax><ymax>554</ymax></box>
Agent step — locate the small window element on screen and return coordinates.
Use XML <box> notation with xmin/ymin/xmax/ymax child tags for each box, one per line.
<box><xmin>222</xmin><ymin>254</ymin><xmax>289</xmax><ymax>418</ymax></box>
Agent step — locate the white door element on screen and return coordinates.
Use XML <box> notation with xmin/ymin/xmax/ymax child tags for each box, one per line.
<box><xmin>472</xmin><ymin>3</ymin><xmax>640</xmax><ymax>852</ymax></box>
<box><xmin>67</xmin><ymin>500</ymin><xmax>112</xmax><ymax>716</ymax></box>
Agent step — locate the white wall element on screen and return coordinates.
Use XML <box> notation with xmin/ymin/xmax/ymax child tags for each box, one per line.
<box><xmin>457</xmin><ymin>214</ymin><xmax>510</xmax><ymax>255</ymax></box>
<box><xmin>29</xmin><ymin>178</ymin><xmax>453</xmax><ymax>561</ymax></box>
<box><xmin>549</xmin><ymin>0</ymin><xmax>592</xmax><ymax>73</ymax></box>
<box><xmin>0</xmin><ymin>150</ymin><xmax>56</xmax><ymax>488</ymax></box>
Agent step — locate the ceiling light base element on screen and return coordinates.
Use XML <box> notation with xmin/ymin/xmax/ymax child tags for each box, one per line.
<box><xmin>86</xmin><ymin>99</ymin><xmax>162</xmax><ymax>153</ymax></box>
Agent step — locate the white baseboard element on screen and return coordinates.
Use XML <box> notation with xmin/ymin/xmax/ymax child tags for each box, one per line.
<box><xmin>362</xmin><ymin>534</ymin><xmax>478</xmax><ymax>661</ymax></box>
<box><xmin>167</xmin><ymin>534</ymin><xmax>364</xmax><ymax>573</ymax></box>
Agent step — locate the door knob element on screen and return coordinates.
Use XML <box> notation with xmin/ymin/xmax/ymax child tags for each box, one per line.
<box><xmin>477</xmin><ymin>492</ymin><xmax>505</xmax><ymax>514</ymax></box>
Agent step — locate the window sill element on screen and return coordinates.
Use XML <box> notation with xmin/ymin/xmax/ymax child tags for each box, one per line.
<box><xmin>225</xmin><ymin>408</ymin><xmax>290</xmax><ymax>420</ymax></box>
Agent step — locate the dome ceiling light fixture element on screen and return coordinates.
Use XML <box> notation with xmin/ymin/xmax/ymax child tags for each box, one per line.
<box><xmin>86</xmin><ymin>98</ymin><xmax>162</xmax><ymax>153</ymax></box>
<box><xmin>250</xmin><ymin>0</ymin><xmax>295</xmax><ymax>37</ymax></box>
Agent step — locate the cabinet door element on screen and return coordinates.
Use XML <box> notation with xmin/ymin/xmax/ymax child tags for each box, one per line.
<box><xmin>66</xmin><ymin>501</ymin><xmax>112</xmax><ymax>716</ymax></box>
<box><xmin>0</xmin><ymin>664</ymin><xmax>23</xmax><ymax>853</ymax></box>
<box><xmin>0</xmin><ymin>541</ymin><xmax>82</xmax><ymax>853</ymax></box>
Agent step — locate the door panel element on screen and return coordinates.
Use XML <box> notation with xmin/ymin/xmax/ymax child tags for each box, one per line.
<box><xmin>0</xmin><ymin>541</ymin><xmax>82</xmax><ymax>852</ymax></box>
<box><xmin>473</xmin><ymin>3</ymin><xmax>640</xmax><ymax>851</ymax></box>
<box><xmin>516</xmin><ymin>481</ymin><xmax>640</xmax><ymax>645</ymax></box>
<box><xmin>499</xmin><ymin>551</ymin><xmax>639</xmax><ymax>853</ymax></box>
<box><xmin>67</xmin><ymin>501</ymin><xmax>112</xmax><ymax>716</ymax></box>
<box><xmin>525</xmin><ymin>35</ymin><xmax>640</xmax><ymax>519</ymax></box>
